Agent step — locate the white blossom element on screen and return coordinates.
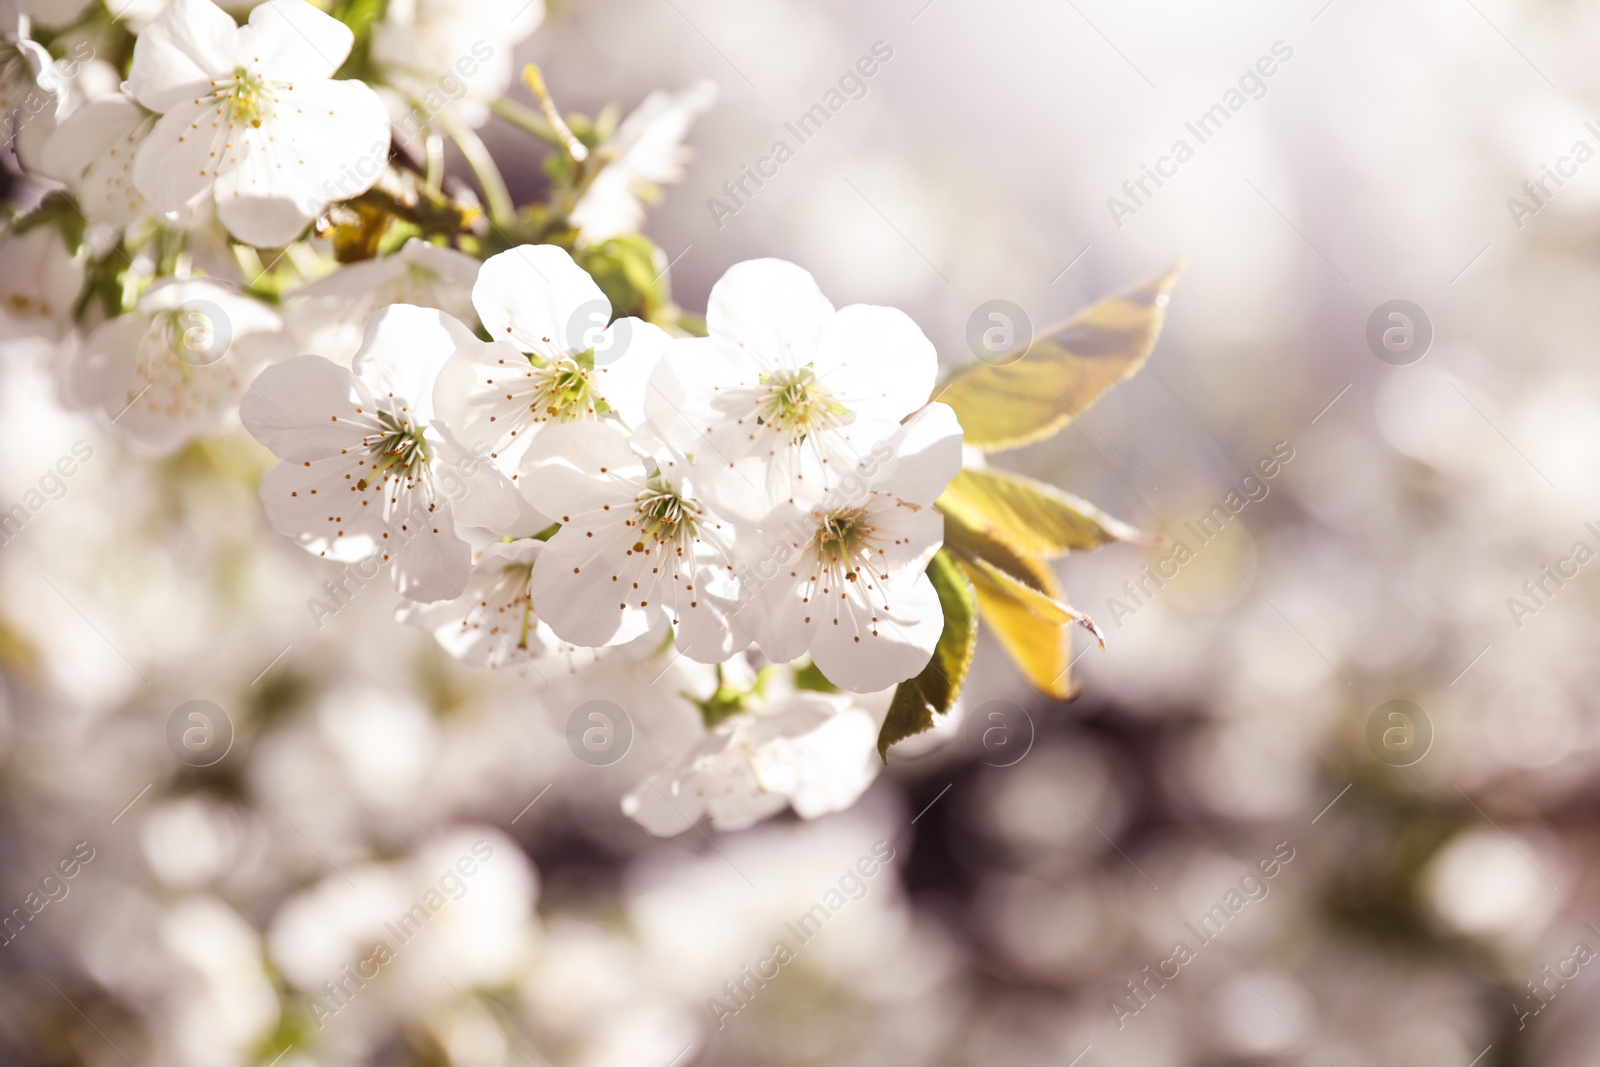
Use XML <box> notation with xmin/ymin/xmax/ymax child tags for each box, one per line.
<box><xmin>240</xmin><ymin>303</ymin><xmax>521</xmax><ymax>602</ymax></box>
<box><xmin>622</xmin><ymin>690</ymin><xmax>882</xmax><ymax>836</ymax></box>
<box><xmin>125</xmin><ymin>0</ymin><xmax>391</xmax><ymax>248</ymax></box>
<box><xmin>433</xmin><ymin>242</ymin><xmax>669</xmax><ymax>483</ymax></box>
<box><xmin>371</xmin><ymin>0</ymin><xmax>543</xmax><ymax>130</ymax></box>
<box><xmin>523</xmin><ymin>420</ymin><xmax>743</xmax><ymax>662</ymax></box>
<box><xmin>737</xmin><ymin>402</ymin><xmax>963</xmax><ymax>693</ymax></box>
<box><xmin>68</xmin><ymin>277</ymin><xmax>291</xmax><ymax>452</ymax></box>
<box><xmin>647</xmin><ymin>257</ymin><xmax>939</xmax><ymax>522</ymax></box>
<box><xmin>286</xmin><ymin>236</ymin><xmax>481</xmax><ymax>365</ymax></box>
<box><xmin>570</xmin><ymin>79</ymin><xmax>717</xmax><ymax>245</ymax></box>
<box><xmin>396</xmin><ymin>538</ymin><xmax>604</xmax><ymax>676</ymax></box>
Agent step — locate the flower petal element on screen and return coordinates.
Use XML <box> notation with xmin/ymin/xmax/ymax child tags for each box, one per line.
<box><xmin>704</xmin><ymin>258</ymin><xmax>833</xmax><ymax>371</ymax></box>
<box><xmin>813</xmin><ymin>303</ymin><xmax>937</xmax><ymax>422</ymax></box>
<box><xmin>131</xmin><ymin>96</ymin><xmax>231</xmax><ymax>216</ymax></box>
<box><xmin>809</xmin><ymin>567</ymin><xmax>943</xmax><ymax>693</ymax></box>
<box><xmin>528</xmin><ymin>521</ymin><xmax>651</xmax><ymax>648</ymax></box>
<box><xmin>592</xmin><ymin>317</ymin><xmax>669</xmax><ymax>428</ymax></box>
<box><xmin>472</xmin><ymin>244</ymin><xmax>606</xmax><ymax>359</ymax></box>
<box><xmin>351</xmin><ymin>304</ymin><xmax>473</xmax><ymax>420</ymax></box>
<box><xmin>238</xmin><ymin>0</ymin><xmax>353</xmax><ymax>83</ymax></box>
<box><xmin>125</xmin><ymin>0</ymin><xmax>238</xmax><ymax>113</ymax></box>
<box><xmin>431</xmin><ymin>430</ymin><xmax>522</xmax><ymax>531</ymax></box>
<box><xmin>519</xmin><ymin>420</ymin><xmax>645</xmax><ymax>519</ymax></box>
<box><xmin>872</xmin><ymin>401</ymin><xmax>965</xmax><ymax>507</ymax></box>
<box><xmin>390</xmin><ymin>500</ymin><xmax>472</xmax><ymax>602</ymax></box>
<box><xmin>259</xmin><ymin>457</ymin><xmax>389</xmax><ymax>563</ymax></box>
<box><xmin>240</xmin><ymin>354</ymin><xmax>373</xmax><ymax>462</ymax></box>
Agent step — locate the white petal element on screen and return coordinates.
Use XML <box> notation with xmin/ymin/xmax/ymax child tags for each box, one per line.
<box><xmin>430</xmin><ymin>334</ymin><xmax>543</xmax><ymax>475</ymax></box>
<box><xmin>813</xmin><ymin>303</ymin><xmax>937</xmax><ymax>421</ymax></box>
<box><xmin>390</xmin><ymin>500</ymin><xmax>472</xmax><ymax>602</ymax></box>
<box><xmin>592</xmin><ymin>317</ymin><xmax>668</xmax><ymax>428</ymax></box>
<box><xmin>350</xmin><ymin>304</ymin><xmax>472</xmax><ymax>419</ymax></box>
<box><xmin>672</xmin><ymin>579</ymin><xmax>743</xmax><ymax>663</ymax></box>
<box><xmin>810</xmin><ymin>568</ymin><xmax>943</xmax><ymax>693</ymax></box>
<box><xmin>240</xmin><ymin>354</ymin><xmax>373</xmax><ymax>462</ymax></box>
<box><xmin>39</xmin><ymin>97</ymin><xmax>152</xmax><ymax>226</ymax></box>
<box><xmin>704</xmin><ymin>258</ymin><xmax>833</xmax><ymax>371</ymax></box>
<box><xmin>430</xmin><ymin>430</ymin><xmax>521</xmax><ymax>530</ymax></box>
<box><xmin>68</xmin><ymin>315</ymin><xmax>143</xmax><ymax>409</ymax></box>
<box><xmin>873</xmin><ymin>401</ymin><xmax>965</xmax><ymax>507</ymax></box>
<box><xmin>238</xmin><ymin>0</ymin><xmax>353</xmax><ymax>82</ymax></box>
<box><xmin>747</xmin><ymin>696</ymin><xmax>880</xmax><ymax>819</ymax></box>
<box><xmin>519</xmin><ymin>420</ymin><xmax>644</xmax><ymax>519</ymax></box>
<box><xmin>528</xmin><ymin>522</ymin><xmax>650</xmax><ymax>648</ymax></box>
<box><xmin>259</xmin><ymin>457</ymin><xmax>389</xmax><ymax>562</ymax></box>
<box><xmin>472</xmin><ymin>244</ymin><xmax>607</xmax><ymax>359</ymax></box>
<box><xmin>125</xmin><ymin>0</ymin><xmax>238</xmax><ymax>113</ymax></box>
<box><xmin>131</xmin><ymin>96</ymin><xmax>230</xmax><ymax>215</ymax></box>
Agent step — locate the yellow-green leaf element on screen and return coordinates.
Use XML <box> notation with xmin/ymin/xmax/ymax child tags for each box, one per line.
<box><xmin>955</xmin><ymin>556</ymin><xmax>1101</xmax><ymax>700</ymax></box>
<box><xmin>877</xmin><ymin>551</ymin><xmax>977</xmax><ymax>762</ymax></box>
<box><xmin>940</xmin><ymin>505</ymin><xmax>1058</xmax><ymax>595</ymax></box>
<box><xmin>935</xmin><ymin>263</ymin><xmax>1182</xmax><ymax>452</ymax></box>
<box><xmin>939</xmin><ymin>467</ymin><xmax>1149</xmax><ymax>559</ymax></box>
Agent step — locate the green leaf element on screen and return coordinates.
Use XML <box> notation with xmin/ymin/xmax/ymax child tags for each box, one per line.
<box><xmin>940</xmin><ymin>507</ymin><xmax>1104</xmax><ymax>700</ymax></box>
<box><xmin>956</xmin><ymin>556</ymin><xmax>1102</xmax><ymax>700</ymax></box>
<box><xmin>935</xmin><ymin>262</ymin><xmax>1183</xmax><ymax>452</ymax></box>
<box><xmin>938</xmin><ymin>467</ymin><xmax>1149</xmax><ymax>559</ymax></box>
<box><xmin>574</xmin><ymin>234</ymin><xmax>669</xmax><ymax>322</ymax></box>
<box><xmin>876</xmin><ymin>551</ymin><xmax>978</xmax><ymax>762</ymax></box>
<box><xmin>940</xmin><ymin>504</ymin><xmax>1057</xmax><ymax>594</ymax></box>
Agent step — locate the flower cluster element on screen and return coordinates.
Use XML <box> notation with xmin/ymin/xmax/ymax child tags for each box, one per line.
<box><xmin>1</xmin><ymin>0</ymin><xmax>1143</xmax><ymax>836</ymax></box>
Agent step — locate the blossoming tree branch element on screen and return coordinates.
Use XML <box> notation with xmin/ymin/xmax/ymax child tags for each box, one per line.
<box><xmin>1</xmin><ymin>0</ymin><xmax>1179</xmax><ymax>835</ymax></box>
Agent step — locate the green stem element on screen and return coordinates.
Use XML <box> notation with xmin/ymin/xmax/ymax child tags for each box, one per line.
<box><xmin>488</xmin><ymin>97</ymin><xmax>562</xmax><ymax>146</ymax></box>
<box><xmin>434</xmin><ymin>110</ymin><xmax>514</xmax><ymax>229</ymax></box>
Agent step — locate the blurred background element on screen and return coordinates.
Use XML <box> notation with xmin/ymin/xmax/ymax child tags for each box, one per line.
<box><xmin>5</xmin><ymin>0</ymin><xmax>1600</xmax><ymax>1064</ymax></box>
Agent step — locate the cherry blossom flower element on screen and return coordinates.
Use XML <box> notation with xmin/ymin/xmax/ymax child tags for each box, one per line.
<box><xmin>646</xmin><ymin>258</ymin><xmax>939</xmax><ymax>522</ymax></box>
<box><xmin>736</xmin><ymin>402</ymin><xmax>963</xmax><ymax>693</ymax></box>
<box><xmin>125</xmin><ymin>0</ymin><xmax>391</xmax><ymax>248</ymax></box>
<box><xmin>0</xmin><ymin>224</ymin><xmax>83</xmax><ymax>342</ymax></box>
<box><xmin>240</xmin><ymin>304</ymin><xmax>521</xmax><ymax>602</ymax></box>
<box><xmin>68</xmin><ymin>277</ymin><xmax>291</xmax><ymax>452</ymax></box>
<box><xmin>371</xmin><ymin>0</ymin><xmax>543</xmax><ymax>130</ymax></box>
<box><xmin>570</xmin><ymin>80</ymin><xmax>717</xmax><ymax>245</ymax></box>
<box><xmin>433</xmin><ymin>243</ymin><xmax>670</xmax><ymax>481</ymax></box>
<box><xmin>396</xmin><ymin>538</ymin><xmax>604</xmax><ymax>676</ymax></box>
<box><xmin>524</xmin><ymin>421</ymin><xmax>743</xmax><ymax>662</ymax></box>
<box><xmin>621</xmin><ymin>690</ymin><xmax>882</xmax><ymax>836</ymax></box>
<box><xmin>286</xmin><ymin>237</ymin><xmax>481</xmax><ymax>365</ymax></box>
